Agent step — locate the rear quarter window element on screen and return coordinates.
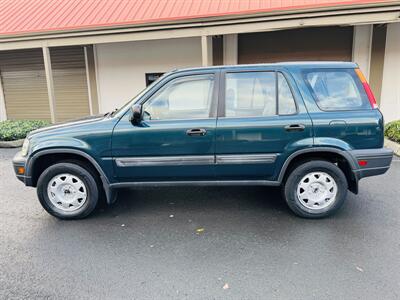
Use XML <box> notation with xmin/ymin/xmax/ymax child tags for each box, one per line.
<box><xmin>303</xmin><ymin>69</ymin><xmax>371</xmax><ymax>111</ymax></box>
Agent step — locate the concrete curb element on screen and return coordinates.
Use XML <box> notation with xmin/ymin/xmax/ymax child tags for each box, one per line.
<box><xmin>0</xmin><ymin>139</ymin><xmax>24</xmax><ymax>148</ymax></box>
<box><xmin>385</xmin><ymin>138</ymin><xmax>400</xmax><ymax>157</ymax></box>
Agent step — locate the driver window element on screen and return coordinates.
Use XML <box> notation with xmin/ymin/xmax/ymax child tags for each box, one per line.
<box><xmin>143</xmin><ymin>75</ymin><xmax>214</xmax><ymax>120</ymax></box>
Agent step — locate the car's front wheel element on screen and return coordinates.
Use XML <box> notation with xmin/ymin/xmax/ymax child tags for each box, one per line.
<box><xmin>37</xmin><ymin>162</ymin><xmax>99</xmax><ymax>219</ymax></box>
<box><xmin>283</xmin><ymin>160</ymin><xmax>348</xmax><ymax>218</ymax></box>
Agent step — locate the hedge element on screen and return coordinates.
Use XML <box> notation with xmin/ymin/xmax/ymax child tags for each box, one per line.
<box><xmin>0</xmin><ymin>120</ymin><xmax>50</xmax><ymax>141</ymax></box>
<box><xmin>384</xmin><ymin>120</ymin><xmax>400</xmax><ymax>144</ymax></box>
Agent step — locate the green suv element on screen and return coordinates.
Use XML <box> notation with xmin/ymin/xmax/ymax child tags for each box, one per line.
<box><xmin>13</xmin><ymin>62</ymin><xmax>393</xmax><ymax>219</ymax></box>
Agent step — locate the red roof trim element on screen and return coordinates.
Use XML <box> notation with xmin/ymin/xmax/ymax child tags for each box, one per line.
<box><xmin>0</xmin><ymin>0</ymin><xmax>396</xmax><ymax>37</ymax></box>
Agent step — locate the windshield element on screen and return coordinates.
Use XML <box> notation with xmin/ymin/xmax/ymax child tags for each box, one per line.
<box><xmin>111</xmin><ymin>72</ymin><xmax>169</xmax><ymax>118</ymax></box>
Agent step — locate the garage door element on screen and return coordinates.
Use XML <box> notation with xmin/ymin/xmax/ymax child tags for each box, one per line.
<box><xmin>51</xmin><ymin>46</ymin><xmax>90</xmax><ymax>122</ymax></box>
<box><xmin>238</xmin><ymin>26</ymin><xmax>353</xmax><ymax>64</ymax></box>
<box><xmin>0</xmin><ymin>49</ymin><xmax>51</xmax><ymax>120</ymax></box>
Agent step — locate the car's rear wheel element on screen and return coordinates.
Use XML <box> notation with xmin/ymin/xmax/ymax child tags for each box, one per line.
<box><xmin>283</xmin><ymin>160</ymin><xmax>348</xmax><ymax>218</ymax></box>
<box><xmin>37</xmin><ymin>162</ymin><xmax>99</xmax><ymax>219</ymax></box>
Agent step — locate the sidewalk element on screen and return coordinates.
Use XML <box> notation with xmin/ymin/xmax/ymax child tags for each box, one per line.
<box><xmin>385</xmin><ymin>138</ymin><xmax>400</xmax><ymax>157</ymax></box>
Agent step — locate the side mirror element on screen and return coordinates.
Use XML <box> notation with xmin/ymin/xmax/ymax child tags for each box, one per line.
<box><xmin>130</xmin><ymin>104</ymin><xmax>143</xmax><ymax>125</ymax></box>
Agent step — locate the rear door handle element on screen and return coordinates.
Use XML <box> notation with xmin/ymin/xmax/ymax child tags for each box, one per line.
<box><xmin>284</xmin><ymin>124</ymin><xmax>305</xmax><ymax>132</ymax></box>
<box><xmin>329</xmin><ymin>120</ymin><xmax>347</xmax><ymax>126</ymax></box>
<box><xmin>186</xmin><ymin>128</ymin><xmax>207</xmax><ymax>136</ymax></box>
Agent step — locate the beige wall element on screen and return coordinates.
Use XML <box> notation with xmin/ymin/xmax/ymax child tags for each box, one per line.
<box><xmin>380</xmin><ymin>22</ymin><xmax>400</xmax><ymax>123</ymax></box>
<box><xmin>95</xmin><ymin>37</ymin><xmax>202</xmax><ymax>113</ymax></box>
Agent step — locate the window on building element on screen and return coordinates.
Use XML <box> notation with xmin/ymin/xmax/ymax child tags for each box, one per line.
<box><xmin>143</xmin><ymin>75</ymin><xmax>214</xmax><ymax>120</ymax></box>
<box><xmin>145</xmin><ymin>73</ymin><xmax>164</xmax><ymax>86</ymax></box>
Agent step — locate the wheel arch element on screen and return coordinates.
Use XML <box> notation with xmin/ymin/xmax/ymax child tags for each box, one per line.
<box><xmin>278</xmin><ymin>147</ymin><xmax>359</xmax><ymax>194</ymax></box>
<box><xmin>27</xmin><ymin>149</ymin><xmax>112</xmax><ymax>200</ymax></box>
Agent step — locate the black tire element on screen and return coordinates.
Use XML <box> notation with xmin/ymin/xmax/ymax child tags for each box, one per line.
<box><xmin>37</xmin><ymin>162</ymin><xmax>99</xmax><ymax>219</ymax></box>
<box><xmin>283</xmin><ymin>160</ymin><xmax>348</xmax><ymax>219</ymax></box>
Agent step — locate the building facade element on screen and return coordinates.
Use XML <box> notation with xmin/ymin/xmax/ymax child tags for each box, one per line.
<box><xmin>0</xmin><ymin>0</ymin><xmax>399</xmax><ymax>122</ymax></box>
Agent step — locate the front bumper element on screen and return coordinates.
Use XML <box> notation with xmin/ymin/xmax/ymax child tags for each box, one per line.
<box><xmin>12</xmin><ymin>151</ymin><xmax>32</xmax><ymax>186</ymax></box>
<box><xmin>349</xmin><ymin>147</ymin><xmax>394</xmax><ymax>180</ymax></box>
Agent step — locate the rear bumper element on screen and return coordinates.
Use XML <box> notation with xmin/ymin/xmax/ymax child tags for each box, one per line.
<box><xmin>349</xmin><ymin>148</ymin><xmax>393</xmax><ymax>180</ymax></box>
<box><xmin>12</xmin><ymin>151</ymin><xmax>32</xmax><ymax>186</ymax></box>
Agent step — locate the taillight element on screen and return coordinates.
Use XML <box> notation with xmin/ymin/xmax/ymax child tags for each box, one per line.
<box><xmin>358</xmin><ymin>160</ymin><xmax>368</xmax><ymax>167</ymax></box>
<box><xmin>355</xmin><ymin>68</ymin><xmax>378</xmax><ymax>109</ymax></box>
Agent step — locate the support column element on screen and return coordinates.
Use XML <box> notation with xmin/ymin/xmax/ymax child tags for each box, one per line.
<box><xmin>42</xmin><ymin>46</ymin><xmax>56</xmax><ymax>123</ymax></box>
<box><xmin>380</xmin><ymin>22</ymin><xmax>400</xmax><ymax>123</ymax></box>
<box><xmin>84</xmin><ymin>46</ymin><xmax>93</xmax><ymax>115</ymax></box>
<box><xmin>0</xmin><ymin>74</ymin><xmax>6</xmax><ymax>121</ymax></box>
<box><xmin>223</xmin><ymin>34</ymin><xmax>238</xmax><ymax>65</ymax></box>
<box><xmin>353</xmin><ymin>25</ymin><xmax>373</xmax><ymax>80</ymax></box>
<box><xmin>92</xmin><ymin>44</ymin><xmax>103</xmax><ymax>113</ymax></box>
<box><xmin>84</xmin><ymin>46</ymin><xmax>99</xmax><ymax>115</ymax></box>
<box><xmin>201</xmin><ymin>36</ymin><xmax>213</xmax><ymax>67</ymax></box>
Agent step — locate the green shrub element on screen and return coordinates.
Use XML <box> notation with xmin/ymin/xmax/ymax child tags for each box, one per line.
<box><xmin>384</xmin><ymin>120</ymin><xmax>400</xmax><ymax>143</ymax></box>
<box><xmin>0</xmin><ymin>120</ymin><xmax>50</xmax><ymax>141</ymax></box>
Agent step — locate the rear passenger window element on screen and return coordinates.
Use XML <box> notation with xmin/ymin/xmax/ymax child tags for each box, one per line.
<box><xmin>225</xmin><ymin>72</ymin><xmax>297</xmax><ymax>118</ymax></box>
<box><xmin>278</xmin><ymin>73</ymin><xmax>297</xmax><ymax>115</ymax></box>
<box><xmin>225</xmin><ymin>72</ymin><xmax>276</xmax><ymax>118</ymax></box>
<box><xmin>304</xmin><ymin>69</ymin><xmax>371</xmax><ymax>110</ymax></box>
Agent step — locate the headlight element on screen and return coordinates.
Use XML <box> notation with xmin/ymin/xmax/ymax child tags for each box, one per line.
<box><xmin>21</xmin><ymin>138</ymin><xmax>30</xmax><ymax>156</ymax></box>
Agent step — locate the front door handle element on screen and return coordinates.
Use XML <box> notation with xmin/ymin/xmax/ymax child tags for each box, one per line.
<box><xmin>186</xmin><ymin>128</ymin><xmax>207</xmax><ymax>136</ymax></box>
<box><xmin>284</xmin><ymin>124</ymin><xmax>305</xmax><ymax>132</ymax></box>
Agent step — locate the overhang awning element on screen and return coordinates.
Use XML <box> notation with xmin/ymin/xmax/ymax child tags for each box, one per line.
<box><xmin>0</xmin><ymin>0</ymin><xmax>399</xmax><ymax>51</ymax></box>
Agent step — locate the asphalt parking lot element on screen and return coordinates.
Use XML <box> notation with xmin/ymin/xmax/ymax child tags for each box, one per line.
<box><xmin>0</xmin><ymin>148</ymin><xmax>399</xmax><ymax>300</ymax></box>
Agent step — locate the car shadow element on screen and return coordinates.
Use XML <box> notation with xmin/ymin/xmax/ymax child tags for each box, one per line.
<box><xmin>91</xmin><ymin>186</ymin><xmax>290</xmax><ymax>219</ymax></box>
<box><xmin>85</xmin><ymin>185</ymin><xmax>351</xmax><ymax>243</ymax></box>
